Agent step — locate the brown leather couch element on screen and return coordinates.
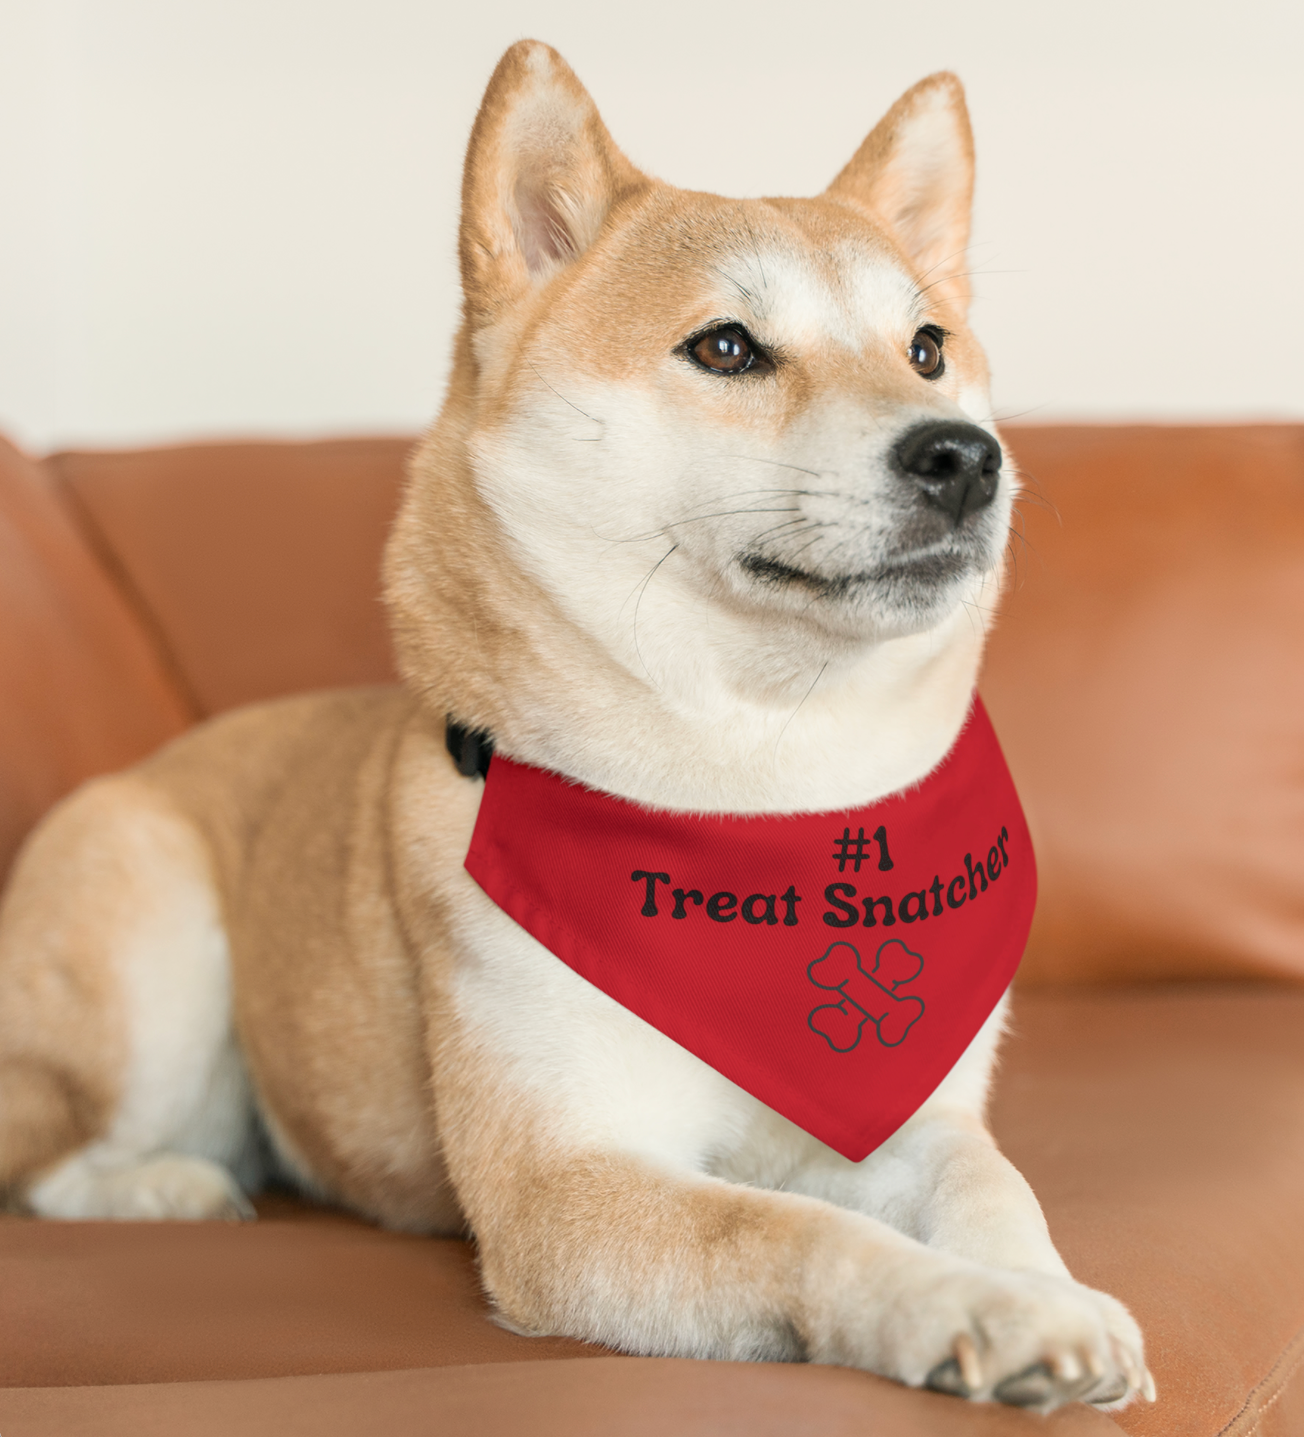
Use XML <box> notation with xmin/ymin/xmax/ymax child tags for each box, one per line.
<box><xmin>1</xmin><ymin>425</ymin><xmax>1301</xmax><ymax>1436</ymax></box>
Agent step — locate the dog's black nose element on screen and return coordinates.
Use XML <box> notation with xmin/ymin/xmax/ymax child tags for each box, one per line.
<box><xmin>893</xmin><ymin>420</ymin><xmax>1002</xmax><ymax>523</ymax></box>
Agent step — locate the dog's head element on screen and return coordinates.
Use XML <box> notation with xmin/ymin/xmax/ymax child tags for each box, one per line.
<box><xmin>390</xmin><ymin>42</ymin><xmax>1011</xmax><ymax>768</ymax></box>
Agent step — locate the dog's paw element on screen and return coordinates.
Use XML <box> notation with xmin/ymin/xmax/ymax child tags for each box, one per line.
<box><xmin>885</xmin><ymin>1264</ymin><xmax>1152</xmax><ymax>1413</ymax></box>
<box><xmin>26</xmin><ymin>1152</ymin><xmax>256</xmax><ymax>1221</ymax></box>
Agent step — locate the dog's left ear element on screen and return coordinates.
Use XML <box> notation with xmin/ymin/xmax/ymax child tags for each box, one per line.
<box><xmin>826</xmin><ymin>73</ymin><xmax>975</xmax><ymax>311</ymax></box>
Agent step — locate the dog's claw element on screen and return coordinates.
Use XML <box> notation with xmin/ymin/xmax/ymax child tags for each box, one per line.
<box><xmin>1112</xmin><ymin>1335</ymin><xmax>1146</xmax><ymax>1399</ymax></box>
<box><xmin>994</xmin><ymin>1361</ymin><xmax>1058</xmax><ymax>1408</ymax></box>
<box><xmin>1046</xmin><ymin>1350</ymin><xmax>1102</xmax><ymax>1403</ymax></box>
<box><xmin>1142</xmin><ymin>1368</ymin><xmax>1158</xmax><ymax>1403</ymax></box>
<box><xmin>955</xmin><ymin>1332</ymin><xmax>983</xmax><ymax>1392</ymax></box>
<box><xmin>925</xmin><ymin>1358</ymin><xmax>971</xmax><ymax>1398</ymax></box>
<box><xmin>216</xmin><ymin>1191</ymin><xmax>257</xmax><ymax>1222</ymax></box>
<box><xmin>1051</xmin><ymin>1351</ymin><xmax>1082</xmax><ymax>1382</ymax></box>
<box><xmin>1086</xmin><ymin>1373</ymin><xmax>1130</xmax><ymax>1406</ymax></box>
<box><xmin>926</xmin><ymin>1332</ymin><xmax>984</xmax><ymax>1398</ymax></box>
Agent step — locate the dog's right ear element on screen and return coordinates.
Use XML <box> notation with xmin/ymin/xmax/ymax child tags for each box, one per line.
<box><xmin>825</xmin><ymin>73</ymin><xmax>975</xmax><ymax>312</ymax></box>
<box><xmin>459</xmin><ymin>41</ymin><xmax>644</xmax><ymax>323</ymax></box>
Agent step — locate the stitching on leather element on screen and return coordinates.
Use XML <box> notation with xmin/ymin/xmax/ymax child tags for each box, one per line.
<box><xmin>1216</xmin><ymin>1325</ymin><xmax>1304</xmax><ymax>1437</ymax></box>
<box><xmin>47</xmin><ymin>454</ymin><xmax>206</xmax><ymax>723</ymax></box>
<box><xmin>1240</xmin><ymin>1345</ymin><xmax>1304</xmax><ymax>1437</ymax></box>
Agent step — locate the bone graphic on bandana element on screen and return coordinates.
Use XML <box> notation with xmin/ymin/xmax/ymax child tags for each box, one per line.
<box><xmin>807</xmin><ymin>940</ymin><xmax>925</xmax><ymax>1052</ymax></box>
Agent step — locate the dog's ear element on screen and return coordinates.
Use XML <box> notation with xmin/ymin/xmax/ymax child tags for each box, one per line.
<box><xmin>826</xmin><ymin>73</ymin><xmax>975</xmax><ymax>311</ymax></box>
<box><xmin>459</xmin><ymin>41</ymin><xmax>645</xmax><ymax>322</ymax></box>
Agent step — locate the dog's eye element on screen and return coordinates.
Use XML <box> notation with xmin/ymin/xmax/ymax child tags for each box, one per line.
<box><xmin>907</xmin><ymin>327</ymin><xmax>946</xmax><ymax>379</ymax></box>
<box><xmin>690</xmin><ymin>326</ymin><xmax>756</xmax><ymax>375</ymax></box>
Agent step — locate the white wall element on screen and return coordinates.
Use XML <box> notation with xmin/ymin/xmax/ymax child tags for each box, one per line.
<box><xmin>1</xmin><ymin>0</ymin><xmax>1300</xmax><ymax>454</ymax></box>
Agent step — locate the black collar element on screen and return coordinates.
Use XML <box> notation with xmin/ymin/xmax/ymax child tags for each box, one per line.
<box><xmin>445</xmin><ymin>718</ymin><xmax>494</xmax><ymax>779</ymax></box>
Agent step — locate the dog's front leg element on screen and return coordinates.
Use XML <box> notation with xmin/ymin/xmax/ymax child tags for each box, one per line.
<box><xmin>450</xmin><ymin>1112</ymin><xmax>925</xmax><ymax>1365</ymax></box>
<box><xmin>778</xmin><ymin>1111</ymin><xmax>1151</xmax><ymax>1407</ymax></box>
<box><xmin>434</xmin><ymin>1038</ymin><xmax>1148</xmax><ymax>1408</ymax></box>
<box><xmin>764</xmin><ymin>1002</ymin><xmax>1150</xmax><ymax>1407</ymax></box>
<box><xmin>787</xmin><ymin>1108</ymin><xmax>1071</xmax><ymax>1276</ymax></box>
<box><xmin>772</xmin><ymin>1001</ymin><xmax>1059</xmax><ymax>1274</ymax></box>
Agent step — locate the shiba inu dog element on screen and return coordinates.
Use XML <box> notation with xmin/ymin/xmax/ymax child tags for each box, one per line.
<box><xmin>0</xmin><ymin>41</ymin><xmax>1151</xmax><ymax>1412</ymax></box>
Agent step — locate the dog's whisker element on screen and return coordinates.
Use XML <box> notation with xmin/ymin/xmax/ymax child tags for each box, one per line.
<box><xmin>1007</xmin><ymin>470</ymin><xmax>1062</xmax><ymax>524</ymax></box>
<box><xmin>628</xmin><ymin>542</ymin><xmax>679</xmax><ymax>685</ymax></box>
<box><xmin>773</xmin><ymin>660</ymin><xmax>829</xmax><ymax>756</ymax></box>
<box><xmin>786</xmin><ymin>529</ymin><xmax>840</xmax><ymax>564</ymax></box>
<box><xmin>601</xmin><ymin>503</ymin><xmax>809</xmax><ymax>546</ymax></box>
<box><xmin>912</xmin><ymin>243</ymin><xmax>975</xmax><ymax>286</ymax></box>
<box><xmin>750</xmin><ymin>518</ymin><xmax>834</xmax><ymax>547</ymax></box>
<box><xmin>527</xmin><ymin>363</ymin><xmax>604</xmax><ymax>427</ymax></box>
<box><xmin>977</xmin><ymin>403</ymin><xmax>1049</xmax><ymax>426</ymax></box>
<box><xmin>674</xmin><ymin>482</ymin><xmax>833</xmax><ymax>504</ymax></box>
<box><xmin>916</xmin><ymin>267</ymin><xmax>1025</xmax><ymax>300</ymax></box>
<box><xmin>716</xmin><ymin>454</ymin><xmax>830</xmax><ymax>482</ymax></box>
<box><xmin>664</xmin><ymin>506</ymin><xmax>803</xmax><ymax>529</ymax></box>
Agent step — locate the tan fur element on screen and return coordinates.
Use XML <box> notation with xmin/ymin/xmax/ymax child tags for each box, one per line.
<box><xmin>0</xmin><ymin>777</ymin><xmax>144</xmax><ymax>1189</ymax></box>
<box><xmin>0</xmin><ymin>41</ymin><xmax>1149</xmax><ymax>1409</ymax></box>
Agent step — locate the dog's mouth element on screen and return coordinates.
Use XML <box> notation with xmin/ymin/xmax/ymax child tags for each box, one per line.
<box><xmin>737</xmin><ymin>546</ymin><xmax>976</xmax><ymax>600</ymax></box>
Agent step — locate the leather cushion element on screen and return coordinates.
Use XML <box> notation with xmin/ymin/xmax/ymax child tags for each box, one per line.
<box><xmin>0</xmin><ymin>1198</ymin><xmax>597</xmax><ymax>1387</ymax></box>
<box><xmin>986</xmin><ymin>425</ymin><xmax>1304</xmax><ymax>984</ymax></box>
<box><xmin>993</xmin><ymin>986</ymin><xmax>1304</xmax><ymax>1437</ymax></box>
<box><xmin>48</xmin><ymin>438</ymin><xmax>408</xmax><ymax>716</ymax></box>
<box><xmin>0</xmin><ymin>437</ymin><xmax>191</xmax><ymax>884</ymax></box>
<box><xmin>0</xmin><ymin>1358</ymin><xmax>1120</xmax><ymax>1436</ymax></box>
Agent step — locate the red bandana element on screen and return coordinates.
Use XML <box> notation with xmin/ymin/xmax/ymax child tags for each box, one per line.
<box><xmin>464</xmin><ymin>699</ymin><xmax>1036</xmax><ymax>1161</ymax></box>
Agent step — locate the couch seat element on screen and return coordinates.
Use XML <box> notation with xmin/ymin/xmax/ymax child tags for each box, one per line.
<box><xmin>0</xmin><ymin>985</ymin><xmax>1299</xmax><ymax>1435</ymax></box>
